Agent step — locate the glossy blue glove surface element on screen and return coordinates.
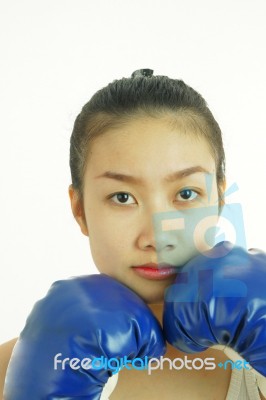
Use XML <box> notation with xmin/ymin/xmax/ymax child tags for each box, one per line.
<box><xmin>4</xmin><ymin>274</ymin><xmax>165</xmax><ymax>399</ymax></box>
<box><xmin>163</xmin><ymin>241</ymin><xmax>266</xmax><ymax>377</ymax></box>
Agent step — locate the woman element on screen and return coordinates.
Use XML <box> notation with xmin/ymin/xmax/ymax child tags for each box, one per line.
<box><xmin>2</xmin><ymin>69</ymin><xmax>266</xmax><ymax>399</ymax></box>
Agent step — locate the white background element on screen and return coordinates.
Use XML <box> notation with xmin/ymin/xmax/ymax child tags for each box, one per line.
<box><xmin>0</xmin><ymin>0</ymin><xmax>265</xmax><ymax>344</ymax></box>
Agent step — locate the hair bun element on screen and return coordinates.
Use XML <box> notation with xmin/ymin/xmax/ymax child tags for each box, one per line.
<box><xmin>131</xmin><ymin>69</ymin><xmax>154</xmax><ymax>78</ymax></box>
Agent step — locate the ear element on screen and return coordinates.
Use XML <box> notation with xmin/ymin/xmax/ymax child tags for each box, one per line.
<box><xmin>68</xmin><ymin>185</ymin><xmax>89</xmax><ymax>236</ymax></box>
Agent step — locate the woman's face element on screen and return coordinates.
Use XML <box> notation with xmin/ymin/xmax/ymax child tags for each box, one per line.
<box><xmin>70</xmin><ymin>117</ymin><xmax>221</xmax><ymax>303</ymax></box>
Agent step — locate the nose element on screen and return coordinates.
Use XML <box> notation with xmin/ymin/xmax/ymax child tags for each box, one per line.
<box><xmin>136</xmin><ymin>215</ymin><xmax>157</xmax><ymax>251</ymax></box>
<box><xmin>136</xmin><ymin>210</ymin><xmax>178</xmax><ymax>253</ymax></box>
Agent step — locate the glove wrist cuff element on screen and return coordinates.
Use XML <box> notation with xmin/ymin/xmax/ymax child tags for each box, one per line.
<box><xmin>211</xmin><ymin>346</ymin><xmax>266</xmax><ymax>397</ymax></box>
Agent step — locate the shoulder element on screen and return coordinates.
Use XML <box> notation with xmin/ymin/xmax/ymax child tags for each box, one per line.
<box><xmin>0</xmin><ymin>338</ymin><xmax>18</xmax><ymax>398</ymax></box>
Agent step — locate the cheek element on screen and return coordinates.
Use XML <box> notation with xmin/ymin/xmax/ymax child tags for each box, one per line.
<box><xmin>87</xmin><ymin>216</ymin><xmax>135</xmax><ymax>271</ymax></box>
<box><xmin>193</xmin><ymin>213</ymin><xmax>219</xmax><ymax>252</ymax></box>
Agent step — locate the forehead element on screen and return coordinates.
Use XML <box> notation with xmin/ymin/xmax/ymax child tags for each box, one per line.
<box><xmin>85</xmin><ymin>117</ymin><xmax>216</xmax><ymax>178</ymax></box>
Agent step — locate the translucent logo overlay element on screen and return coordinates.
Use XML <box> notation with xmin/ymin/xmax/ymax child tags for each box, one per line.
<box><xmin>53</xmin><ymin>353</ymin><xmax>251</xmax><ymax>375</ymax></box>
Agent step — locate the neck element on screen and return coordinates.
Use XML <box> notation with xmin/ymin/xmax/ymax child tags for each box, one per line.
<box><xmin>147</xmin><ymin>301</ymin><xmax>186</xmax><ymax>359</ymax></box>
<box><xmin>147</xmin><ymin>302</ymin><xmax>164</xmax><ymax>326</ymax></box>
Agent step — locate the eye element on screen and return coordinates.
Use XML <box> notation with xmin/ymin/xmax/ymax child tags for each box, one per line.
<box><xmin>176</xmin><ymin>189</ymin><xmax>198</xmax><ymax>202</ymax></box>
<box><xmin>110</xmin><ymin>192</ymin><xmax>136</xmax><ymax>205</ymax></box>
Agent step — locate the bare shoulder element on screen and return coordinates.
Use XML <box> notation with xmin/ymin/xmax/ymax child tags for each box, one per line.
<box><xmin>0</xmin><ymin>338</ymin><xmax>18</xmax><ymax>398</ymax></box>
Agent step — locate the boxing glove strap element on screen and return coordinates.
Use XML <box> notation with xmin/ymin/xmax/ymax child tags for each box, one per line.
<box><xmin>211</xmin><ymin>345</ymin><xmax>266</xmax><ymax>397</ymax></box>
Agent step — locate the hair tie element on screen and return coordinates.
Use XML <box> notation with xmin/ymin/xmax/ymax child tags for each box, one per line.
<box><xmin>131</xmin><ymin>69</ymin><xmax>154</xmax><ymax>78</ymax></box>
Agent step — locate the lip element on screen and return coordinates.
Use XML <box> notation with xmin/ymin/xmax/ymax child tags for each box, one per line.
<box><xmin>132</xmin><ymin>263</ymin><xmax>179</xmax><ymax>281</ymax></box>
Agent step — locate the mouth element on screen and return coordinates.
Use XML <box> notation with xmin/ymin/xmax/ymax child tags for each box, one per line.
<box><xmin>132</xmin><ymin>263</ymin><xmax>179</xmax><ymax>281</ymax></box>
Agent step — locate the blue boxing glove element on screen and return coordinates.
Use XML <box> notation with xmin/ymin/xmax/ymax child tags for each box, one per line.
<box><xmin>163</xmin><ymin>242</ymin><xmax>266</xmax><ymax>396</ymax></box>
<box><xmin>4</xmin><ymin>274</ymin><xmax>165</xmax><ymax>399</ymax></box>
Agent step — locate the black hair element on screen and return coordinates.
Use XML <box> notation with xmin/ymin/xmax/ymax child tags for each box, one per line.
<box><xmin>70</xmin><ymin>69</ymin><xmax>225</xmax><ymax>205</ymax></box>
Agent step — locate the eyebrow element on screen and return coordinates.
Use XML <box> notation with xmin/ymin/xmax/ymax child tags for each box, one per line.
<box><xmin>95</xmin><ymin>166</ymin><xmax>211</xmax><ymax>184</ymax></box>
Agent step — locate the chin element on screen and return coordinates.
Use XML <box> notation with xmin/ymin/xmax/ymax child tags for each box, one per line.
<box><xmin>106</xmin><ymin>273</ymin><xmax>173</xmax><ymax>304</ymax></box>
<box><xmin>134</xmin><ymin>277</ymin><xmax>177</xmax><ymax>304</ymax></box>
<box><xmin>134</xmin><ymin>286</ymin><xmax>165</xmax><ymax>304</ymax></box>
